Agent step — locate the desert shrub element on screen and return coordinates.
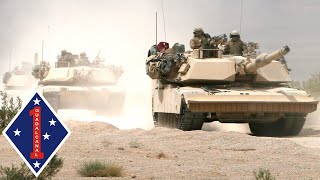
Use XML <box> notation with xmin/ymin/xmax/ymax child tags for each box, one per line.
<box><xmin>291</xmin><ymin>72</ymin><xmax>320</xmax><ymax>97</ymax></box>
<box><xmin>0</xmin><ymin>91</ymin><xmax>22</xmax><ymax>133</ymax></box>
<box><xmin>37</xmin><ymin>155</ymin><xmax>64</xmax><ymax>179</ymax></box>
<box><xmin>303</xmin><ymin>73</ymin><xmax>320</xmax><ymax>97</ymax></box>
<box><xmin>253</xmin><ymin>168</ymin><xmax>275</xmax><ymax>180</ymax></box>
<box><xmin>77</xmin><ymin>160</ymin><xmax>123</xmax><ymax>177</ymax></box>
<box><xmin>0</xmin><ymin>155</ymin><xmax>63</xmax><ymax>180</ymax></box>
<box><xmin>0</xmin><ymin>163</ymin><xmax>32</xmax><ymax>180</ymax></box>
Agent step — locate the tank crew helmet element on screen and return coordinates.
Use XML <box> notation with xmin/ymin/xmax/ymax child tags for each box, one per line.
<box><xmin>61</xmin><ymin>50</ymin><xmax>67</xmax><ymax>56</ymax></box>
<box><xmin>193</xmin><ymin>27</ymin><xmax>204</xmax><ymax>36</ymax></box>
<box><xmin>157</xmin><ymin>42</ymin><xmax>169</xmax><ymax>53</ymax></box>
<box><xmin>230</xmin><ymin>30</ymin><xmax>240</xmax><ymax>38</ymax></box>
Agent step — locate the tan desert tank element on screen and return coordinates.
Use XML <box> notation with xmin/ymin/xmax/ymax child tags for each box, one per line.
<box><xmin>2</xmin><ymin>61</ymin><xmax>38</xmax><ymax>90</ymax></box>
<box><xmin>146</xmin><ymin>43</ymin><xmax>318</xmax><ymax>136</ymax></box>
<box><xmin>33</xmin><ymin>51</ymin><xmax>125</xmax><ymax>116</ymax></box>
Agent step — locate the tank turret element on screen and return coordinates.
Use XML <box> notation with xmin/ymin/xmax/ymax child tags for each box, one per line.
<box><xmin>244</xmin><ymin>45</ymin><xmax>290</xmax><ymax>74</ymax></box>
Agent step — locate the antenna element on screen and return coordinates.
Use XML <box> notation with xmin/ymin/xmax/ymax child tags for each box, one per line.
<box><xmin>34</xmin><ymin>53</ymin><xmax>39</xmax><ymax>65</ymax></box>
<box><xmin>9</xmin><ymin>48</ymin><xmax>12</xmax><ymax>71</ymax></box>
<box><xmin>41</xmin><ymin>40</ymin><xmax>44</xmax><ymax>61</ymax></box>
<box><xmin>239</xmin><ymin>0</ymin><xmax>243</xmax><ymax>34</ymax></box>
<box><xmin>161</xmin><ymin>0</ymin><xmax>167</xmax><ymax>41</ymax></box>
<box><xmin>156</xmin><ymin>12</ymin><xmax>158</xmax><ymax>45</ymax></box>
<box><xmin>96</xmin><ymin>49</ymin><xmax>101</xmax><ymax>58</ymax></box>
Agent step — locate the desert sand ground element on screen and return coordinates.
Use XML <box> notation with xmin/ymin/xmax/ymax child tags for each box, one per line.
<box><xmin>1</xmin><ymin>109</ymin><xmax>320</xmax><ymax>180</ymax></box>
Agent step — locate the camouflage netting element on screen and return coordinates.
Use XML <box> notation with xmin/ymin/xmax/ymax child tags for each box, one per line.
<box><xmin>146</xmin><ymin>52</ymin><xmax>186</xmax><ymax>80</ymax></box>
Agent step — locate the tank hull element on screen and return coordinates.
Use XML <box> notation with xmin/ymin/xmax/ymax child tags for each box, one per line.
<box><xmin>152</xmin><ymin>84</ymin><xmax>318</xmax><ymax>136</ymax></box>
<box><xmin>187</xmin><ymin>95</ymin><xmax>317</xmax><ymax>115</ymax></box>
<box><xmin>39</xmin><ymin>85</ymin><xmax>125</xmax><ymax>116</ymax></box>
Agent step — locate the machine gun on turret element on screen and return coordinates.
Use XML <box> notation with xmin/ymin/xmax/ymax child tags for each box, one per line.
<box><xmin>209</xmin><ymin>34</ymin><xmax>227</xmax><ymax>47</ymax></box>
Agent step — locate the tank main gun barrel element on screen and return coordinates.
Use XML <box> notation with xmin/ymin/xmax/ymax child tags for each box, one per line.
<box><xmin>245</xmin><ymin>45</ymin><xmax>290</xmax><ymax>74</ymax></box>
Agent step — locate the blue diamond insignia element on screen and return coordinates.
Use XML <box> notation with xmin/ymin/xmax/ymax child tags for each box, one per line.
<box><xmin>2</xmin><ymin>90</ymin><xmax>71</xmax><ymax>177</ymax></box>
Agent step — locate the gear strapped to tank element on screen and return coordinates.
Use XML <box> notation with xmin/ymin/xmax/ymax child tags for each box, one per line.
<box><xmin>146</xmin><ymin>46</ymin><xmax>187</xmax><ymax>81</ymax></box>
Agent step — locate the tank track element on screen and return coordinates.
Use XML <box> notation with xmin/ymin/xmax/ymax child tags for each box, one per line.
<box><xmin>179</xmin><ymin>111</ymin><xmax>205</xmax><ymax>131</ymax></box>
<box><xmin>153</xmin><ymin>112</ymin><xmax>159</xmax><ymax>127</ymax></box>
<box><xmin>249</xmin><ymin>113</ymin><xmax>306</xmax><ymax>136</ymax></box>
<box><xmin>153</xmin><ymin>103</ymin><xmax>205</xmax><ymax>131</ymax></box>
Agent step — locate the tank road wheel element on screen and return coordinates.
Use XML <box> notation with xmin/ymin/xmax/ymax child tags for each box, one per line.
<box><xmin>153</xmin><ymin>112</ymin><xmax>158</xmax><ymax>127</ymax></box>
<box><xmin>156</xmin><ymin>113</ymin><xmax>181</xmax><ymax>129</ymax></box>
<box><xmin>154</xmin><ymin>112</ymin><xmax>205</xmax><ymax>131</ymax></box>
<box><xmin>286</xmin><ymin>114</ymin><xmax>306</xmax><ymax>136</ymax></box>
<box><xmin>180</xmin><ymin>112</ymin><xmax>205</xmax><ymax>131</ymax></box>
<box><xmin>249</xmin><ymin>114</ymin><xmax>306</xmax><ymax>137</ymax></box>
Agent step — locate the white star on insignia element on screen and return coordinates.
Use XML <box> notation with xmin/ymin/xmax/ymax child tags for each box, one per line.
<box><xmin>33</xmin><ymin>98</ymin><xmax>41</xmax><ymax>105</ymax></box>
<box><xmin>13</xmin><ymin>128</ymin><xmax>21</xmax><ymax>136</ymax></box>
<box><xmin>49</xmin><ymin>118</ymin><xmax>57</xmax><ymax>126</ymax></box>
<box><xmin>43</xmin><ymin>132</ymin><xmax>50</xmax><ymax>140</ymax></box>
<box><xmin>33</xmin><ymin>161</ymin><xmax>41</xmax><ymax>168</ymax></box>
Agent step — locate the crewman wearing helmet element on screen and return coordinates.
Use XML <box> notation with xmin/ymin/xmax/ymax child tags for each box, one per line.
<box><xmin>79</xmin><ymin>52</ymin><xmax>90</xmax><ymax>65</ymax></box>
<box><xmin>189</xmin><ymin>27</ymin><xmax>206</xmax><ymax>49</ymax></box>
<box><xmin>58</xmin><ymin>50</ymin><xmax>67</xmax><ymax>61</ymax></box>
<box><xmin>190</xmin><ymin>27</ymin><xmax>215</xmax><ymax>57</ymax></box>
<box><xmin>224</xmin><ymin>30</ymin><xmax>247</xmax><ymax>56</ymax></box>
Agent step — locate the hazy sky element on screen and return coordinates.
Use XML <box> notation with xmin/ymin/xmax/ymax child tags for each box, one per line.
<box><xmin>1</xmin><ymin>0</ymin><xmax>319</xmax><ymax>81</ymax></box>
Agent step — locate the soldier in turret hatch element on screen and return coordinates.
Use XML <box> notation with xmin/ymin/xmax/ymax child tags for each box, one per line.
<box><xmin>189</xmin><ymin>28</ymin><xmax>207</xmax><ymax>50</ymax></box>
<box><xmin>78</xmin><ymin>52</ymin><xmax>90</xmax><ymax>65</ymax></box>
<box><xmin>224</xmin><ymin>30</ymin><xmax>247</xmax><ymax>56</ymax></box>
<box><xmin>58</xmin><ymin>50</ymin><xmax>67</xmax><ymax>61</ymax></box>
<box><xmin>190</xmin><ymin>28</ymin><xmax>215</xmax><ymax>57</ymax></box>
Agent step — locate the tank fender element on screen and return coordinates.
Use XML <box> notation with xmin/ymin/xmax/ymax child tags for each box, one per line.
<box><xmin>152</xmin><ymin>86</ymin><xmax>183</xmax><ymax>114</ymax></box>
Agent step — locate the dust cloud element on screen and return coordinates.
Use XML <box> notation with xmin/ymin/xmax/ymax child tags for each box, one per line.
<box><xmin>56</xmin><ymin>61</ymin><xmax>155</xmax><ymax>130</ymax></box>
<box><xmin>305</xmin><ymin>103</ymin><xmax>320</xmax><ymax>127</ymax></box>
<box><xmin>202</xmin><ymin>122</ymin><xmax>250</xmax><ymax>134</ymax></box>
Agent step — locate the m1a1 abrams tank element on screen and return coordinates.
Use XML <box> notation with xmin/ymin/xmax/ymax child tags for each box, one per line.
<box><xmin>32</xmin><ymin>51</ymin><xmax>125</xmax><ymax>116</ymax></box>
<box><xmin>2</xmin><ymin>61</ymin><xmax>38</xmax><ymax>90</ymax></box>
<box><xmin>146</xmin><ymin>44</ymin><xmax>319</xmax><ymax>136</ymax></box>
